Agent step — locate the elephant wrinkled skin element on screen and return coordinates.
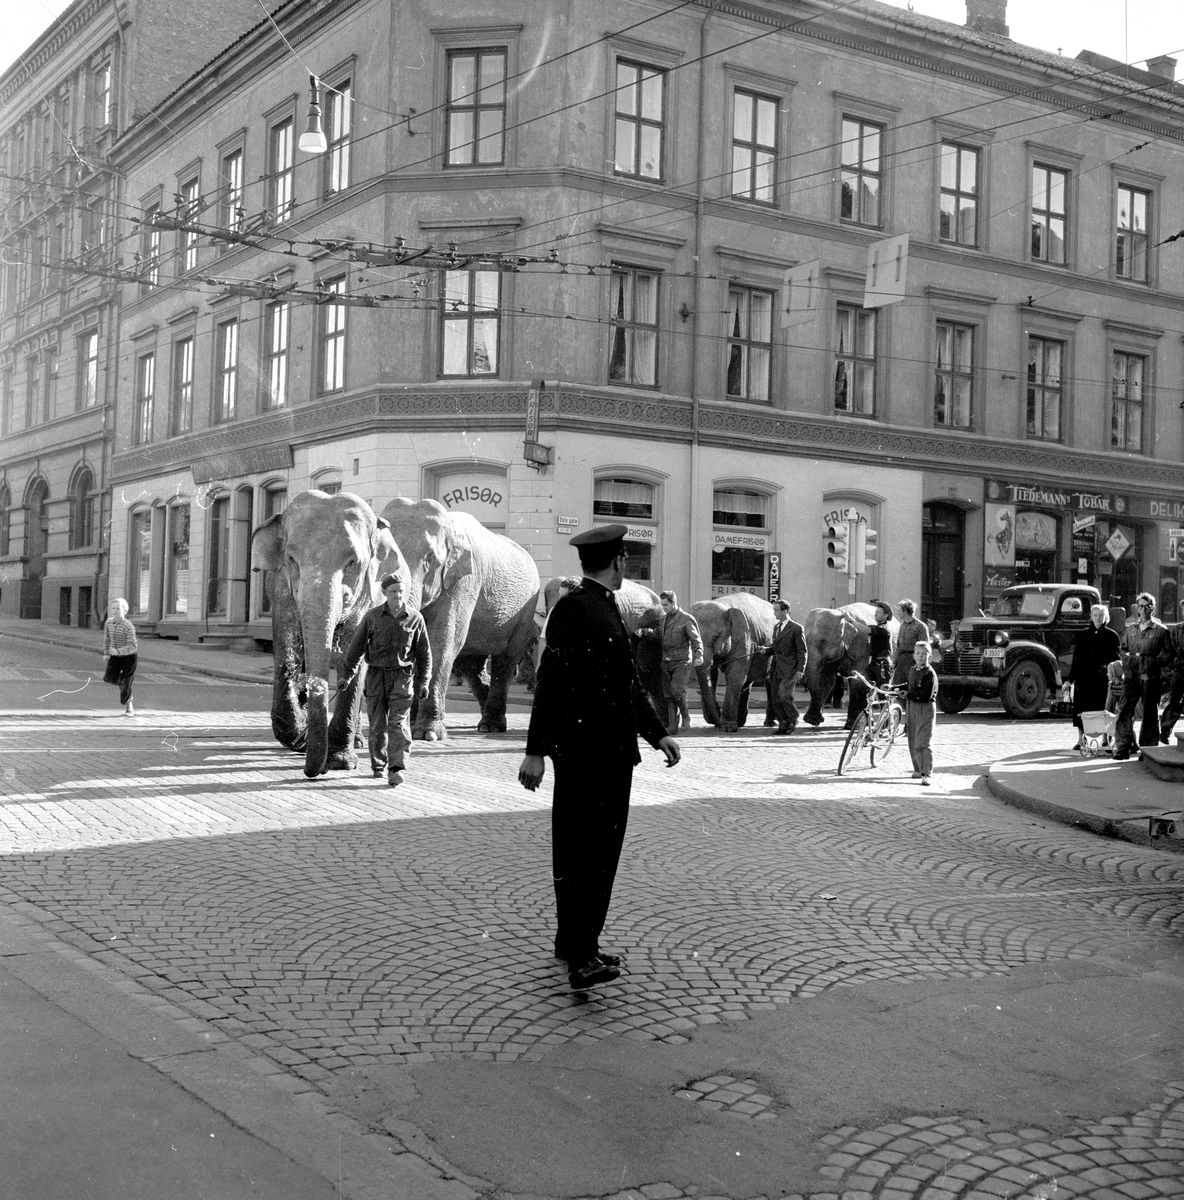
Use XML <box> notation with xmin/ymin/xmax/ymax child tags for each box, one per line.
<box><xmin>379</xmin><ymin>498</ymin><xmax>540</xmax><ymax>740</ymax></box>
<box><xmin>252</xmin><ymin>490</ymin><xmax>402</xmax><ymax>777</ymax></box>
<box><xmin>691</xmin><ymin>593</ymin><xmax>777</xmax><ymax>732</ymax></box>
<box><xmin>803</xmin><ymin>602</ymin><xmax>899</xmax><ymax>726</ymax></box>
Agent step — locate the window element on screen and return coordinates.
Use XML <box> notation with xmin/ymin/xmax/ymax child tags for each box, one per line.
<box><xmin>1116</xmin><ymin>185</ymin><xmax>1149</xmax><ymax>281</ymax></box>
<box><xmin>939</xmin><ymin>143</ymin><xmax>978</xmax><ymax>245</ymax></box>
<box><xmin>220</xmin><ymin>147</ymin><xmax>244</xmax><ymax>236</ymax></box>
<box><xmin>325</xmin><ymin>80</ymin><xmax>352</xmax><ymax>192</ymax></box>
<box><xmin>726</xmin><ymin>287</ymin><xmax>772</xmax><ymax>401</ymax></box>
<box><xmin>78</xmin><ymin>331</ymin><xmax>99</xmax><ymax>408</ymax></box>
<box><xmin>840</xmin><ymin>118</ymin><xmax>882</xmax><ymax>227</ymax></box>
<box><xmin>446</xmin><ymin>50</ymin><xmax>506</xmax><ymax>166</ymax></box>
<box><xmin>25</xmin><ymin>355</ymin><xmax>40</xmax><ymax>427</ymax></box>
<box><xmin>166</xmin><ymin>505</ymin><xmax>190</xmax><ymax>614</ymax></box>
<box><xmin>1026</xmin><ymin>336</ymin><xmax>1063</xmax><ymax>441</ymax></box>
<box><xmin>265</xmin><ymin>301</ymin><xmax>289</xmax><ymax>409</ymax></box>
<box><xmin>207</xmin><ymin>495</ymin><xmax>230</xmax><ymax>616</ymax></box>
<box><xmin>614</xmin><ymin>60</ymin><xmax>664</xmax><ymax>180</ymax></box>
<box><xmin>711</xmin><ymin>489</ymin><xmax>769</xmax><ymax>598</ymax></box>
<box><xmin>319</xmin><ymin>279</ymin><xmax>346</xmax><ymax>392</ymax></box>
<box><xmin>260</xmin><ymin>488</ymin><xmax>287</xmax><ymax>614</ymax></box>
<box><xmin>608</xmin><ymin>266</ymin><xmax>658</xmax><ymax>387</ymax></box>
<box><xmin>81</xmin><ymin>190</ymin><xmax>109</xmax><ymax>258</ymax></box>
<box><xmin>141</xmin><ymin>204</ymin><xmax>161</xmax><ymax>289</ymax></box>
<box><xmin>440</xmin><ymin>269</ymin><xmax>499</xmax><ymax>377</ymax></box>
<box><xmin>93</xmin><ymin>61</ymin><xmax>112</xmax><ymax>128</ymax></box>
<box><xmin>732</xmin><ymin>90</ymin><xmax>776</xmax><ymax>204</ymax></box>
<box><xmin>269</xmin><ymin>118</ymin><xmax>294</xmax><ymax>222</ymax></box>
<box><xmin>1031</xmin><ymin>165</ymin><xmax>1067</xmax><ymax>264</ymax></box>
<box><xmin>134</xmin><ymin>352</ymin><xmax>154</xmax><ymax>444</ymax></box>
<box><xmin>593</xmin><ymin>478</ymin><xmax>656</xmax><ymax>583</ymax></box>
<box><xmin>833</xmin><ymin>306</ymin><xmax>876</xmax><ymax>415</ymax></box>
<box><xmin>171</xmin><ymin>337</ymin><xmax>193</xmax><ymax>435</ymax></box>
<box><xmin>0</xmin><ymin>369</ymin><xmax>11</xmax><ymax>436</ymax></box>
<box><xmin>934</xmin><ymin>321</ymin><xmax>973</xmax><ymax>428</ymax></box>
<box><xmin>179</xmin><ymin>176</ymin><xmax>199</xmax><ymax>272</ymax></box>
<box><xmin>0</xmin><ymin>485</ymin><xmax>10</xmax><ymax>556</ymax></box>
<box><xmin>214</xmin><ymin>320</ymin><xmax>237</xmax><ymax>422</ymax></box>
<box><xmin>43</xmin><ymin>348</ymin><xmax>56</xmax><ymax>422</ymax></box>
<box><xmin>129</xmin><ymin>510</ymin><xmax>152</xmax><ymax>617</ymax></box>
<box><xmin>69</xmin><ymin>467</ymin><xmax>95</xmax><ymax>549</ymax></box>
<box><xmin>1111</xmin><ymin>351</ymin><xmax>1144</xmax><ymax>452</ymax></box>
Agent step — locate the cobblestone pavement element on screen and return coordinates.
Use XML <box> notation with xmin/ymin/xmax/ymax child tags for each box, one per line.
<box><xmin>2</xmin><ymin>707</ymin><xmax>1182</xmax><ymax>1199</ymax></box>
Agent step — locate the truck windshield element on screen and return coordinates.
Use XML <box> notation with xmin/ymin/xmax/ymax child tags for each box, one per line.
<box><xmin>989</xmin><ymin>591</ymin><xmax>1055</xmax><ymax>618</ymax></box>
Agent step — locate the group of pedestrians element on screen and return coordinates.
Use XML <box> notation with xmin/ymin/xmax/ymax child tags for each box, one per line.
<box><xmin>1068</xmin><ymin>592</ymin><xmax>1184</xmax><ymax>759</ymax></box>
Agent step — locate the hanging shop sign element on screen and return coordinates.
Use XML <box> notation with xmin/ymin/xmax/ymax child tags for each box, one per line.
<box><xmin>768</xmin><ymin>552</ymin><xmax>782</xmax><ymax>602</ymax></box>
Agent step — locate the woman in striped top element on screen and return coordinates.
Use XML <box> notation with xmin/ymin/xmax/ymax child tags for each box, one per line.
<box><xmin>103</xmin><ymin>598</ymin><xmax>139</xmax><ymax>715</ymax></box>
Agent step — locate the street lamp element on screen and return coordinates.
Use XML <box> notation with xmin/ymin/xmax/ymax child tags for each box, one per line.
<box><xmin>298</xmin><ymin>75</ymin><xmax>328</xmax><ymax>154</ymax></box>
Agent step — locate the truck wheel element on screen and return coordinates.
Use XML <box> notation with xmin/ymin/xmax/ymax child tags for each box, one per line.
<box><xmin>937</xmin><ymin>688</ymin><xmax>972</xmax><ymax>714</ymax></box>
<box><xmin>1000</xmin><ymin>662</ymin><xmax>1048</xmax><ymax>718</ymax></box>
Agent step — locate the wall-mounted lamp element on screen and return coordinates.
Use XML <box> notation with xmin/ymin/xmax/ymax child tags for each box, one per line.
<box><xmin>299</xmin><ymin>75</ymin><xmax>328</xmax><ymax>155</ymax></box>
<box><xmin>678</xmin><ymin>301</ymin><xmax>692</xmax><ymax>322</ymax></box>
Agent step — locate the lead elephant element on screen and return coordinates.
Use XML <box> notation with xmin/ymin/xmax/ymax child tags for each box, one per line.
<box><xmin>802</xmin><ymin>602</ymin><xmax>899</xmax><ymax>726</ymax></box>
<box><xmin>252</xmin><ymin>490</ymin><xmax>403</xmax><ymax>777</ymax></box>
<box><xmin>542</xmin><ymin>575</ymin><xmax>665</xmax><ymax>711</ymax></box>
<box><xmin>379</xmin><ymin>497</ymin><xmax>540</xmax><ymax>740</ymax></box>
<box><xmin>691</xmin><ymin>593</ymin><xmax>777</xmax><ymax>732</ymax></box>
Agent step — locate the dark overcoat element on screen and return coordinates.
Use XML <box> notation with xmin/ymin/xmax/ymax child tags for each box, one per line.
<box><xmin>1068</xmin><ymin>622</ymin><xmax>1122</xmax><ymax>717</ymax></box>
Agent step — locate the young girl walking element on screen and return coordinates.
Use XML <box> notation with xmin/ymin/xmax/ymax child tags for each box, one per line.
<box><xmin>103</xmin><ymin>598</ymin><xmax>139</xmax><ymax>716</ymax></box>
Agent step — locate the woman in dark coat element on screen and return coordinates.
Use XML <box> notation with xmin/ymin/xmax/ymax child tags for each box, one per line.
<box><xmin>1068</xmin><ymin>603</ymin><xmax>1122</xmax><ymax>749</ymax></box>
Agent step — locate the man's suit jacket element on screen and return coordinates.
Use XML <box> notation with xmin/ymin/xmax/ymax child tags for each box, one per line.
<box><xmin>767</xmin><ymin>617</ymin><xmax>807</xmax><ymax>678</ymax></box>
<box><xmin>526</xmin><ymin>579</ymin><xmax>668</xmax><ymax>765</ymax></box>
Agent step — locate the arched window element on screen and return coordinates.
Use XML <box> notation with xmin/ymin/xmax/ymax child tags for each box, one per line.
<box><xmin>711</xmin><ymin>486</ymin><xmax>772</xmax><ymax>597</ymax></box>
<box><xmin>593</xmin><ymin>475</ymin><xmax>659</xmax><ymax>586</ymax></box>
<box><xmin>69</xmin><ymin>466</ymin><xmax>95</xmax><ymax>549</ymax></box>
<box><xmin>311</xmin><ymin>469</ymin><xmax>342</xmax><ymax>495</ymax></box>
<box><xmin>0</xmin><ymin>484</ymin><xmax>9</xmax><ymax>556</ymax></box>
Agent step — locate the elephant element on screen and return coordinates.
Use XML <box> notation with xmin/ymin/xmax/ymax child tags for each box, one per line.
<box><xmin>378</xmin><ymin>497</ymin><xmax>540</xmax><ymax>740</ymax></box>
<box><xmin>252</xmin><ymin>489</ymin><xmax>403</xmax><ymax>778</ymax></box>
<box><xmin>691</xmin><ymin>593</ymin><xmax>777</xmax><ymax>732</ymax></box>
<box><xmin>802</xmin><ymin>602</ymin><xmax>899</xmax><ymax>727</ymax></box>
<box><xmin>541</xmin><ymin>574</ymin><xmax>665</xmax><ymax>711</ymax></box>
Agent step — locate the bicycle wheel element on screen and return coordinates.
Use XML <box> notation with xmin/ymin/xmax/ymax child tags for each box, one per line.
<box><xmin>870</xmin><ymin>702</ymin><xmax>904</xmax><ymax>767</ymax></box>
<box><xmin>837</xmin><ymin>712</ymin><xmax>870</xmax><ymax>775</ymax></box>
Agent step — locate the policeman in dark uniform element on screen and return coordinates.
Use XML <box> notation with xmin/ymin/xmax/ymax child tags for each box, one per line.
<box><xmin>518</xmin><ymin>523</ymin><xmax>680</xmax><ymax>990</ymax></box>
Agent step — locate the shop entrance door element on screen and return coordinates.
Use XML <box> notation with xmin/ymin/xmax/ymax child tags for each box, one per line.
<box><xmin>922</xmin><ymin>502</ymin><xmax>965</xmax><ymax>634</ymax></box>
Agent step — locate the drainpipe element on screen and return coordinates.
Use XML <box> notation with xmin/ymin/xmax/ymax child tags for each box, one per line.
<box><xmin>688</xmin><ymin>0</ymin><xmax>719</xmax><ymax>600</ymax></box>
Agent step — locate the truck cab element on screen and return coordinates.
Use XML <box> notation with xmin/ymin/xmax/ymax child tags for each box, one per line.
<box><xmin>937</xmin><ymin>583</ymin><xmax>1103</xmax><ymax>718</ymax></box>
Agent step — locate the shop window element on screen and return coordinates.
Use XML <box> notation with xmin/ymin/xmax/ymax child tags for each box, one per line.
<box><xmin>446</xmin><ymin>50</ymin><xmax>505</xmax><ymax>166</ymax></box>
<box><xmin>435</xmin><ymin>467</ymin><xmax>508</xmax><ymax>529</ymax></box>
<box><xmin>1013</xmin><ymin>510</ymin><xmax>1059</xmax><ymax>584</ymax></box>
<box><xmin>1025</xmin><ymin>336</ymin><xmax>1062</xmax><ymax>441</ymax></box>
<box><xmin>129</xmin><ymin>509</ymin><xmax>152</xmax><ymax>617</ymax></box>
<box><xmin>166</xmin><ymin>504</ymin><xmax>190</xmax><ymax>615</ymax></box>
<box><xmin>594</xmin><ymin>477</ymin><xmax>656</xmax><ymax>584</ymax></box>
<box><xmin>711</xmin><ymin>488</ymin><xmax>769</xmax><ymax>598</ymax></box>
<box><xmin>206</xmin><ymin>495</ymin><xmax>230</xmax><ymax>616</ymax></box>
<box><xmin>726</xmin><ymin>287</ymin><xmax>772</xmax><ymax>402</ymax></box>
<box><xmin>440</xmin><ymin>269</ymin><xmax>499</xmax><ymax>377</ymax></box>
<box><xmin>1110</xmin><ymin>351</ymin><xmax>1144</xmax><ymax>452</ymax></box>
<box><xmin>614</xmin><ymin>60</ymin><xmax>665</xmax><ymax>180</ymax></box>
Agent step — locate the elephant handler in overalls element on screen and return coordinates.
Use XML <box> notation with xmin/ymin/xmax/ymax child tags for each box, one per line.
<box><xmin>341</xmin><ymin>573</ymin><xmax>431</xmax><ymax>786</ymax></box>
<box><xmin>639</xmin><ymin>590</ymin><xmax>705</xmax><ymax>734</ymax></box>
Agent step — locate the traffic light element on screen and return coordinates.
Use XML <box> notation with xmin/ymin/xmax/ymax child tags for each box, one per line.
<box><xmin>826</xmin><ymin>523</ymin><xmax>850</xmax><ymax>572</ymax></box>
<box><xmin>854</xmin><ymin>525</ymin><xmax>878</xmax><ymax>573</ymax></box>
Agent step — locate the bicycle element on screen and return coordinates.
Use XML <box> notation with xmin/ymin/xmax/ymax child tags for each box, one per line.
<box><xmin>836</xmin><ymin>675</ymin><xmax>906</xmax><ymax>775</ymax></box>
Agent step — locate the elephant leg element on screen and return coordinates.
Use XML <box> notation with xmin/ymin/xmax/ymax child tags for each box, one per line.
<box><xmin>721</xmin><ymin>664</ymin><xmax>747</xmax><ymax>732</ymax></box>
<box><xmin>326</xmin><ymin>664</ymin><xmax>362</xmax><ymax>770</ymax></box>
<box><xmin>737</xmin><ymin>682</ymin><xmax>752</xmax><ymax>728</ymax></box>
<box><xmin>803</xmin><ymin>666</ymin><xmax>833</xmax><ymax>726</ymax></box>
<box><xmin>478</xmin><ymin>653</ymin><xmax>513</xmax><ymax>734</ymax></box>
<box><xmin>764</xmin><ymin>674</ymin><xmax>777</xmax><ymax>726</ymax></box>
<box><xmin>697</xmin><ymin>664</ymin><xmax>722</xmax><ymax>728</ymax></box>
<box><xmin>455</xmin><ymin>652</ymin><xmax>490</xmax><ymax>713</ymax></box>
<box><xmin>303</xmin><ymin>677</ymin><xmax>330</xmax><ymax>777</ymax></box>
<box><xmin>415</xmin><ymin>609</ymin><xmax>463</xmax><ymax>741</ymax></box>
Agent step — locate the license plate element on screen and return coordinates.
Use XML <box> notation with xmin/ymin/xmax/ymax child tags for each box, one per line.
<box><xmin>982</xmin><ymin>647</ymin><xmax>1005</xmax><ymax>659</ymax></box>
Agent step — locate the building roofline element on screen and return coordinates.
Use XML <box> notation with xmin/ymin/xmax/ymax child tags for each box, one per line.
<box><xmin>0</xmin><ymin>0</ymin><xmax>115</xmax><ymax>102</ymax></box>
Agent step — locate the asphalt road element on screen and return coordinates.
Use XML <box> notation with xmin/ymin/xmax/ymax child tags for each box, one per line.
<box><xmin>1</xmin><ymin>638</ymin><xmax>1182</xmax><ymax>1200</ymax></box>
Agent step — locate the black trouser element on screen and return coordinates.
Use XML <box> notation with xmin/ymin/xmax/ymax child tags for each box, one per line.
<box><xmin>106</xmin><ymin>653</ymin><xmax>137</xmax><ymax>706</ymax></box>
<box><xmin>551</xmin><ymin>757</ymin><xmax>633</xmax><ymax>963</ymax></box>
<box><xmin>1115</xmin><ymin>670</ymin><xmax>1162</xmax><ymax>755</ymax></box>
<box><xmin>1160</xmin><ymin>673</ymin><xmax>1184</xmax><ymax>744</ymax></box>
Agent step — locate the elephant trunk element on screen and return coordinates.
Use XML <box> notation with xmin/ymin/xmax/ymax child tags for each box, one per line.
<box><xmin>696</xmin><ymin>662</ymin><xmax>722</xmax><ymax>727</ymax></box>
<box><xmin>299</xmin><ymin>576</ymin><xmax>343</xmax><ymax>777</ymax></box>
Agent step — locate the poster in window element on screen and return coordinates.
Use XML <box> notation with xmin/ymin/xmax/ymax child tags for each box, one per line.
<box><xmin>984</xmin><ymin>503</ymin><xmax>1015</xmax><ymax>567</ymax></box>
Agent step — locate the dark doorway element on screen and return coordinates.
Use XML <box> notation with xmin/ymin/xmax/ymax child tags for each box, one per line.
<box><xmin>20</xmin><ymin>480</ymin><xmax>49</xmax><ymax>618</ymax></box>
<box><xmin>922</xmin><ymin>502</ymin><xmax>965</xmax><ymax>636</ymax></box>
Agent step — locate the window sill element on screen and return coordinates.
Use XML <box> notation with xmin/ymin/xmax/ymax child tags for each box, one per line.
<box><xmin>832</xmin><ymin>409</ymin><xmax>878</xmax><ymax>421</ymax></box>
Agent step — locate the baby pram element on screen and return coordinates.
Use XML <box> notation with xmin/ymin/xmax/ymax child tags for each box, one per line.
<box><xmin>1078</xmin><ymin>710</ymin><xmax>1117</xmax><ymax>757</ymax></box>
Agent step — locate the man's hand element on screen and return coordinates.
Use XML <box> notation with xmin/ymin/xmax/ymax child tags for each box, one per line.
<box><xmin>692</xmin><ymin>656</ymin><xmax>703</xmax><ymax>669</ymax></box>
<box><xmin>518</xmin><ymin>754</ymin><xmax>545</xmax><ymax>791</ymax></box>
<box><xmin>418</xmin><ymin>684</ymin><xmax>429</xmax><ymax>700</ymax></box>
<box><xmin>657</xmin><ymin>736</ymin><xmax>681</xmax><ymax>767</ymax></box>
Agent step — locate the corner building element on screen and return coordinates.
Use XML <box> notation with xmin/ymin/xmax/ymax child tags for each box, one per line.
<box><xmin>103</xmin><ymin>0</ymin><xmax>1184</xmax><ymax>646</ymax></box>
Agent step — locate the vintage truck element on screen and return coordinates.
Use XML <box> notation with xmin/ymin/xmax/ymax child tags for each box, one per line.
<box><xmin>937</xmin><ymin>583</ymin><xmax>1107</xmax><ymax>718</ymax></box>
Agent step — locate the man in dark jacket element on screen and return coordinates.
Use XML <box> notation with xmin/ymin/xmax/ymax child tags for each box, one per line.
<box><xmin>639</xmin><ymin>589</ymin><xmax>704</xmax><ymax>733</ymax></box>
<box><xmin>764</xmin><ymin>600</ymin><xmax>807</xmax><ymax>733</ymax></box>
<box><xmin>1159</xmin><ymin>620</ymin><xmax>1184</xmax><ymax>744</ymax></box>
<box><xmin>1114</xmin><ymin>592</ymin><xmax>1171</xmax><ymax>759</ymax></box>
<box><xmin>518</xmin><ymin>524</ymin><xmax>680</xmax><ymax>990</ymax></box>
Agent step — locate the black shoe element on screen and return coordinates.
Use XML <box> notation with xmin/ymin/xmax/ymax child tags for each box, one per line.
<box><xmin>569</xmin><ymin>959</ymin><xmax>620</xmax><ymax>990</ymax></box>
<box><xmin>595</xmin><ymin>951</ymin><xmax>622</xmax><ymax>967</ymax></box>
<box><xmin>372</xmin><ymin>766</ymin><xmax>386</xmax><ymax>777</ymax></box>
<box><xmin>1114</xmin><ymin>751</ymin><xmax>1131</xmax><ymax>760</ymax></box>
<box><xmin>387</xmin><ymin>770</ymin><xmax>404</xmax><ymax>787</ymax></box>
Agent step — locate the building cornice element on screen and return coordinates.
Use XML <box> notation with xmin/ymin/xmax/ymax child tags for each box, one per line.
<box><xmin>0</xmin><ymin>0</ymin><xmax>110</xmax><ymax>104</ymax></box>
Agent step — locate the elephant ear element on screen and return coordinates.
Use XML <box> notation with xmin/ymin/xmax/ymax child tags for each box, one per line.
<box><xmin>441</xmin><ymin>524</ymin><xmax>474</xmax><ymax>591</ymax></box>
<box><xmin>253</xmin><ymin>513</ymin><xmax>285</xmax><ymax>570</ymax></box>
<box><xmin>373</xmin><ymin>517</ymin><xmax>405</xmax><ymax>577</ymax></box>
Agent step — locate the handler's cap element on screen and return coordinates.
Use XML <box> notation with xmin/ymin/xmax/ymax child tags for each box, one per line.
<box><xmin>380</xmin><ymin>573</ymin><xmax>403</xmax><ymax>591</ymax></box>
<box><xmin>569</xmin><ymin>522</ymin><xmax>628</xmax><ymax>550</ymax></box>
